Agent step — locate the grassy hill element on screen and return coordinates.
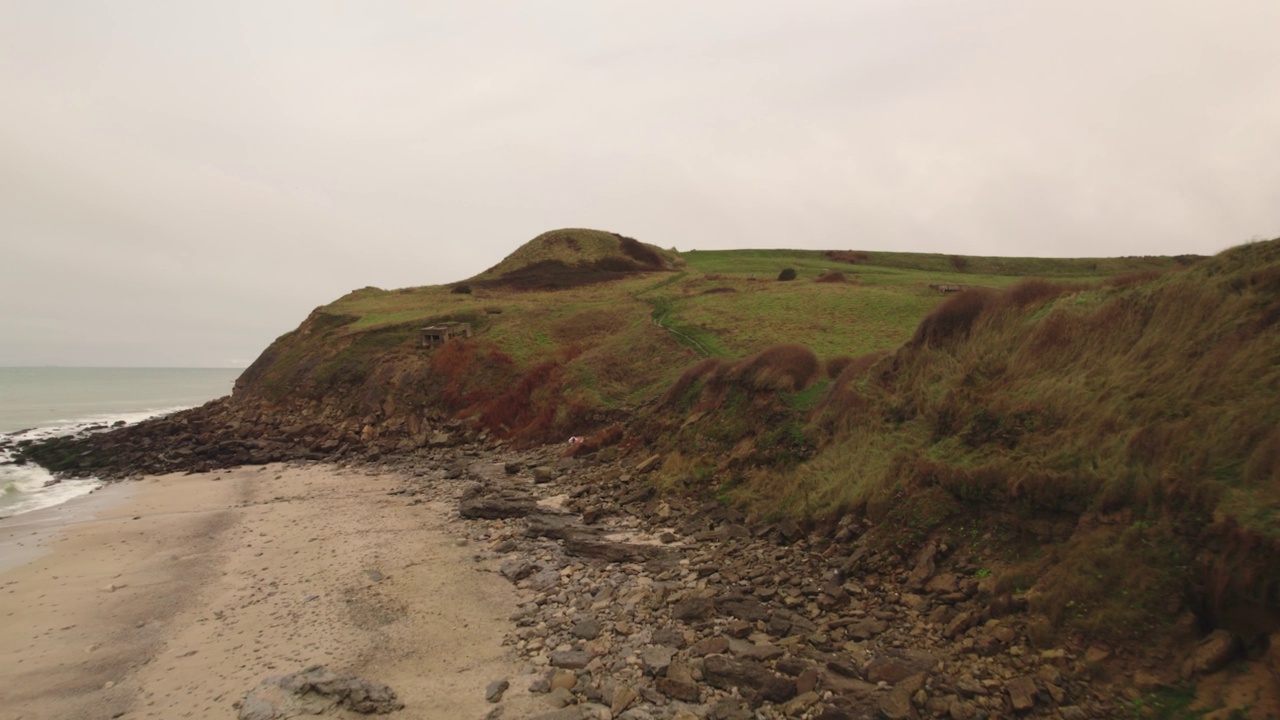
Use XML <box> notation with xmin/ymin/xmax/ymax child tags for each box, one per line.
<box><xmin>223</xmin><ymin>228</ymin><xmax>1278</xmax><ymax>649</ymax></box>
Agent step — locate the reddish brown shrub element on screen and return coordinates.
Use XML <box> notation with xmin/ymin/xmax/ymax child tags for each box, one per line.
<box><xmin>910</xmin><ymin>289</ymin><xmax>994</xmax><ymax>349</ymax></box>
<box><xmin>477</xmin><ymin>360</ymin><xmax>562</xmax><ymax>436</ymax></box>
<box><xmin>815</xmin><ymin>271</ymin><xmax>848</xmax><ymax>284</ymax></box>
<box><xmin>568</xmin><ymin>424</ymin><xmax>625</xmax><ymax>456</ymax></box>
<box><xmin>661</xmin><ymin>358</ymin><xmax>729</xmax><ymax>406</ymax></box>
<box><xmin>826</xmin><ymin>355</ymin><xmax>854</xmax><ymax>379</ymax></box>
<box><xmin>731</xmin><ymin>344</ymin><xmax>819</xmax><ymax>392</ymax></box>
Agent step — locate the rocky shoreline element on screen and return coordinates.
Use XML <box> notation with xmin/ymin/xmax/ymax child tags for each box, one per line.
<box><xmin>9</xmin><ymin>411</ymin><xmax>1271</xmax><ymax>719</ymax></box>
<box><xmin>372</xmin><ymin>444</ymin><xmax>1141</xmax><ymax>720</ymax></box>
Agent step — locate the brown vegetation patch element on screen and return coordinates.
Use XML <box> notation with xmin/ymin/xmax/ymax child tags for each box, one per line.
<box><xmin>814</xmin><ymin>271</ymin><xmax>848</xmax><ymax>284</ymax></box>
<box><xmin>909</xmin><ymin>288</ymin><xmax>995</xmax><ymax>349</ymax></box>
<box><xmin>473</xmin><ymin>259</ymin><xmax>659</xmax><ymax>291</ymax></box>
<box><xmin>825</xmin><ymin>250</ymin><xmax>870</xmax><ymax>265</ymax></box>
<box><xmin>730</xmin><ymin>344</ymin><xmax>820</xmax><ymax>392</ymax></box>
<box><xmin>661</xmin><ymin>357</ymin><xmax>729</xmax><ymax>406</ymax></box>
<box><xmin>615</xmin><ymin>234</ymin><xmax>666</xmax><ymax>269</ymax></box>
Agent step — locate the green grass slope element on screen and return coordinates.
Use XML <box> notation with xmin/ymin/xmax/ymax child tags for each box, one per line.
<box><xmin>654</xmin><ymin>239</ymin><xmax>1279</xmax><ymax>643</ymax></box>
<box><xmin>227</xmin><ymin>229</ymin><xmax>1279</xmax><ymax>645</ymax></box>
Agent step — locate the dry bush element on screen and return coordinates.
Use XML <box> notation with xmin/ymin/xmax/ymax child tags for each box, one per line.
<box><xmin>815</xmin><ymin>271</ymin><xmax>848</xmax><ymax>284</ymax></box>
<box><xmin>701</xmin><ymin>287</ymin><xmax>737</xmax><ymax>295</ymax></box>
<box><xmin>826</xmin><ymin>355</ymin><xmax>854</xmax><ymax>379</ymax></box>
<box><xmin>833</xmin><ymin>350</ymin><xmax>891</xmax><ymax>386</ymax></box>
<box><xmin>451</xmin><ymin>284</ymin><xmax>472</xmax><ymax>295</ymax></box>
<box><xmin>616</xmin><ymin>234</ymin><xmax>665</xmax><ymax>268</ymax></box>
<box><xmin>826</xmin><ymin>250</ymin><xmax>870</xmax><ymax>265</ymax></box>
<box><xmin>477</xmin><ymin>360</ymin><xmax>566</xmax><ymax>440</ymax></box>
<box><xmin>949</xmin><ymin>255</ymin><xmax>970</xmax><ymax>272</ymax></box>
<box><xmin>568</xmin><ymin>424</ymin><xmax>625</xmax><ymax>456</ymax></box>
<box><xmin>777</xmin><ymin>268</ymin><xmax>798</xmax><ymax>281</ymax></box>
<box><xmin>731</xmin><ymin>344</ymin><xmax>819</xmax><ymax>392</ymax></box>
<box><xmin>661</xmin><ymin>357</ymin><xmax>729</xmax><ymax>406</ymax></box>
<box><xmin>1004</xmin><ymin>279</ymin><xmax>1073</xmax><ymax>308</ymax></box>
<box><xmin>1104</xmin><ymin>269</ymin><xmax>1164</xmax><ymax>288</ymax></box>
<box><xmin>909</xmin><ymin>289</ymin><xmax>994</xmax><ymax>349</ymax></box>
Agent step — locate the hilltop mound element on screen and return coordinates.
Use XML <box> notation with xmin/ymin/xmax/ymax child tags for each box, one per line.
<box><xmin>471</xmin><ymin>228</ymin><xmax>681</xmax><ymax>290</ymax></box>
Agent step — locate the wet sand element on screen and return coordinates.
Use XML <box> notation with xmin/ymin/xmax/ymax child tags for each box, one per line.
<box><xmin>0</xmin><ymin>464</ymin><xmax>541</xmax><ymax>720</ymax></box>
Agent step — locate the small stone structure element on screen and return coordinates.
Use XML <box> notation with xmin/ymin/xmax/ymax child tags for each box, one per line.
<box><xmin>419</xmin><ymin>322</ymin><xmax>472</xmax><ymax>347</ymax></box>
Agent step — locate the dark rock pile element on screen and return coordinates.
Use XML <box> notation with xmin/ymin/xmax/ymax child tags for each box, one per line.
<box><xmin>383</xmin><ymin>448</ymin><xmax>1126</xmax><ymax>719</ymax></box>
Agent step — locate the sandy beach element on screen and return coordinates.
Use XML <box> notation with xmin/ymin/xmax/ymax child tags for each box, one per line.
<box><xmin>0</xmin><ymin>463</ymin><xmax>542</xmax><ymax>720</ymax></box>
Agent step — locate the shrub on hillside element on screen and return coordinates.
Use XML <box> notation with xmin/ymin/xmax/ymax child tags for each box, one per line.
<box><xmin>1004</xmin><ymin>279</ymin><xmax>1073</xmax><ymax>308</ymax></box>
<box><xmin>826</xmin><ymin>355</ymin><xmax>854</xmax><ymax>379</ymax></box>
<box><xmin>909</xmin><ymin>289</ymin><xmax>994</xmax><ymax>349</ymax></box>
<box><xmin>826</xmin><ymin>250</ymin><xmax>870</xmax><ymax>265</ymax></box>
<box><xmin>949</xmin><ymin>255</ymin><xmax>970</xmax><ymax>272</ymax></box>
<box><xmin>731</xmin><ymin>344</ymin><xmax>819</xmax><ymax>392</ymax></box>
<box><xmin>661</xmin><ymin>357</ymin><xmax>729</xmax><ymax>406</ymax></box>
<box><xmin>815</xmin><ymin>271</ymin><xmax>848</xmax><ymax>284</ymax></box>
<box><xmin>1104</xmin><ymin>269</ymin><xmax>1164</xmax><ymax>288</ymax></box>
<box><xmin>451</xmin><ymin>284</ymin><xmax>472</xmax><ymax>294</ymax></box>
<box><xmin>777</xmin><ymin>268</ymin><xmax>797</xmax><ymax>281</ymax></box>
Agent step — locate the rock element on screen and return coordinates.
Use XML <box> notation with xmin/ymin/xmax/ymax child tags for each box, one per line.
<box><xmin>656</xmin><ymin>661</ymin><xmax>700</xmax><ymax>702</ymax></box>
<box><xmin>1183</xmin><ymin>630</ymin><xmax>1241</xmax><ymax>677</ymax></box>
<box><xmin>866</xmin><ymin>652</ymin><xmax>935</xmax><ymax>684</ymax></box>
<box><xmin>237</xmin><ymin>665</ymin><xmax>403</xmax><ymax>719</ymax></box>
<box><xmin>719</xmin><ymin>595</ymin><xmax>770</xmax><ymax>622</ymax></box>
<box><xmin>672</xmin><ymin>596</ymin><xmax>716</xmax><ymax>622</ymax></box>
<box><xmin>907</xmin><ymin>542</ymin><xmax>938</xmax><ymax>590</ymax></box>
<box><xmin>504</xmin><ymin>462</ymin><xmax>521</xmax><ymax>474</ymax></box>
<box><xmin>1133</xmin><ymin>669</ymin><xmax>1164</xmax><ymax>691</ymax></box>
<box><xmin>848</xmin><ymin>618</ymin><xmax>889</xmax><ymax>640</ymax></box>
<box><xmin>550</xmin><ymin>670</ymin><xmax>577</xmax><ymax>690</ymax></box>
<box><xmin>640</xmin><ymin>645</ymin><xmax>675</xmax><ymax>676</ymax></box>
<box><xmin>728</xmin><ymin>638</ymin><xmax>783</xmax><ymax>661</ymax></box>
<box><xmin>1004</xmin><ymin>675</ymin><xmax>1038</xmax><ymax>712</ymax></box>
<box><xmin>689</xmin><ymin>636</ymin><xmax>729</xmax><ymax>656</ymax></box>
<box><xmin>709</xmin><ymin>698</ymin><xmax>752</xmax><ymax>720</ymax></box>
<box><xmin>501</xmin><ymin>557</ymin><xmax>537</xmax><ymax>582</ymax></box>
<box><xmin>610</xmin><ymin>685</ymin><xmax>638</xmax><ymax>715</ymax></box>
<box><xmin>460</xmin><ymin>493</ymin><xmax>536</xmax><ymax>519</ymax></box>
<box><xmin>486</xmin><ymin>679</ymin><xmax>509</xmax><ymax>703</ymax></box>
<box><xmin>1083</xmin><ymin>645</ymin><xmax>1111</xmax><ymax>664</ymax></box>
<box><xmin>944</xmin><ymin>610</ymin><xmax>977</xmax><ymax>639</ymax></box>
<box><xmin>571</xmin><ymin>616</ymin><xmax>602</xmax><ymax>640</ymax></box>
<box><xmin>879</xmin><ymin>685</ymin><xmax>918</xmax><ymax>719</ymax></box>
<box><xmin>784</xmin><ymin>691</ymin><xmax>821</xmax><ymax>716</ymax></box>
<box><xmin>549</xmin><ymin>650</ymin><xmax>594</xmax><ymax>669</ymax></box>
<box><xmin>703</xmin><ymin>655</ymin><xmax>796</xmax><ymax>703</ymax></box>
<box><xmin>635</xmin><ymin>454</ymin><xmax>662</xmax><ymax>474</ymax></box>
<box><xmin>532</xmin><ymin>466</ymin><xmax>556</xmax><ymax>484</ymax></box>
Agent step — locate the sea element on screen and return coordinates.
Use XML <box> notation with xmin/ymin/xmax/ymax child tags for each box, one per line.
<box><xmin>0</xmin><ymin>367</ymin><xmax>241</xmax><ymax>517</ymax></box>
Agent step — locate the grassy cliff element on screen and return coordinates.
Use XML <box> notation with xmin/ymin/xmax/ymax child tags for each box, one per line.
<box><xmin>224</xmin><ymin>228</ymin><xmax>1277</xmax><ymax>646</ymax></box>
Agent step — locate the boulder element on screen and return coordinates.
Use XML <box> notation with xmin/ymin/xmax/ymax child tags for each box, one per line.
<box><xmin>703</xmin><ymin>655</ymin><xmax>796</xmax><ymax>703</ymax></box>
<box><xmin>237</xmin><ymin>665</ymin><xmax>402</xmax><ymax>719</ymax></box>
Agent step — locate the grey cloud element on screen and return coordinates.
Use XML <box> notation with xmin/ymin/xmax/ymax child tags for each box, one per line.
<box><xmin>2</xmin><ymin>0</ymin><xmax>1278</xmax><ymax>365</ymax></box>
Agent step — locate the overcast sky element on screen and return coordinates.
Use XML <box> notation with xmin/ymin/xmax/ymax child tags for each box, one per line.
<box><xmin>2</xmin><ymin>1</ymin><xmax>1278</xmax><ymax>367</ymax></box>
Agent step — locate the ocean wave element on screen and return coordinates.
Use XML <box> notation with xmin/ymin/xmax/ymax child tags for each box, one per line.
<box><xmin>0</xmin><ymin>405</ymin><xmax>191</xmax><ymax>517</ymax></box>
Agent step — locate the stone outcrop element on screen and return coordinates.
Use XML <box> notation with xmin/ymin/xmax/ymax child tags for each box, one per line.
<box><xmin>236</xmin><ymin>665</ymin><xmax>402</xmax><ymax>719</ymax></box>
